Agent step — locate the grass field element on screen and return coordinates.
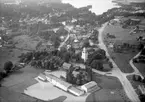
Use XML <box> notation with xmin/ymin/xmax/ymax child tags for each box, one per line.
<box><xmin>86</xmin><ymin>72</ymin><xmax>131</xmax><ymax>102</ymax></box>
<box><xmin>102</xmin><ymin>22</ymin><xmax>145</xmax><ymax>73</ymax></box>
<box><xmin>134</xmin><ymin>63</ymin><xmax>145</xmax><ymax>77</ymax></box>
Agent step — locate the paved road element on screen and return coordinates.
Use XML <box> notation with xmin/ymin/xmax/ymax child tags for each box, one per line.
<box><xmin>95</xmin><ymin>23</ymin><xmax>140</xmax><ymax>102</ymax></box>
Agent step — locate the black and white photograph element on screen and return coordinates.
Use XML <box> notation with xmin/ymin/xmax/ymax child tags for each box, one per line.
<box><xmin>0</xmin><ymin>0</ymin><xmax>145</xmax><ymax>102</ymax></box>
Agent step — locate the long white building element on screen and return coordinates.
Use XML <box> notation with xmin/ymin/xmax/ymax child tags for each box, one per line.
<box><xmin>45</xmin><ymin>73</ymin><xmax>85</xmax><ymax>96</ymax></box>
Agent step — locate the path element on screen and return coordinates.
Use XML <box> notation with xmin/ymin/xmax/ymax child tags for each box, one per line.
<box><xmin>58</xmin><ymin>27</ymin><xmax>70</xmax><ymax>50</ymax></box>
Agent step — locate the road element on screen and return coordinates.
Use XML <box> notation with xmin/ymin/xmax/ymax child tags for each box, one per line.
<box><xmin>95</xmin><ymin>23</ymin><xmax>141</xmax><ymax>102</ymax></box>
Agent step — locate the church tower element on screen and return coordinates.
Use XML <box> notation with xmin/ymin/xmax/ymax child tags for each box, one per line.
<box><xmin>81</xmin><ymin>47</ymin><xmax>88</xmax><ymax>63</ymax></box>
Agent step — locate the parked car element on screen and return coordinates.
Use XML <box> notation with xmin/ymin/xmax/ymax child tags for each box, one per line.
<box><xmin>133</xmin><ymin>55</ymin><xmax>145</xmax><ymax>63</ymax></box>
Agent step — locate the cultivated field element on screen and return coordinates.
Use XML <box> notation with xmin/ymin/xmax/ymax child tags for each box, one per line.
<box><xmin>86</xmin><ymin>72</ymin><xmax>131</xmax><ymax>102</ymax></box>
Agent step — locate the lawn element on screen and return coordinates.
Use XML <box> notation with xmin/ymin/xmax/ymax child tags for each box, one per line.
<box><xmin>86</xmin><ymin>72</ymin><xmax>131</xmax><ymax>102</ymax></box>
<box><xmin>102</xmin><ymin>22</ymin><xmax>145</xmax><ymax>73</ymax></box>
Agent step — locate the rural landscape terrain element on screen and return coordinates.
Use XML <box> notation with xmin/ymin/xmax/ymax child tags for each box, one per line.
<box><xmin>0</xmin><ymin>0</ymin><xmax>145</xmax><ymax>102</ymax></box>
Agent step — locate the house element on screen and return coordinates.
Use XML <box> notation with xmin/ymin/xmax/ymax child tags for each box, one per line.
<box><xmin>62</xmin><ymin>62</ymin><xmax>72</xmax><ymax>70</ymax></box>
<box><xmin>68</xmin><ymin>87</ymin><xmax>85</xmax><ymax>96</ymax></box>
<box><xmin>81</xmin><ymin>81</ymin><xmax>100</xmax><ymax>93</ymax></box>
<box><xmin>45</xmin><ymin>74</ymin><xmax>72</xmax><ymax>91</ymax></box>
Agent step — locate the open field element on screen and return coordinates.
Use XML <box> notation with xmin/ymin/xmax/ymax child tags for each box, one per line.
<box><xmin>0</xmin><ymin>34</ymin><xmax>40</xmax><ymax>69</ymax></box>
<box><xmin>102</xmin><ymin>21</ymin><xmax>145</xmax><ymax>73</ymax></box>
<box><xmin>134</xmin><ymin>63</ymin><xmax>145</xmax><ymax>77</ymax></box>
<box><xmin>86</xmin><ymin>72</ymin><xmax>131</xmax><ymax>102</ymax></box>
<box><xmin>0</xmin><ymin>34</ymin><xmax>45</xmax><ymax>101</ymax></box>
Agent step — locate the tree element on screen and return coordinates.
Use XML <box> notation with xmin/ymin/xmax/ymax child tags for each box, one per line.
<box><xmin>90</xmin><ymin>60</ymin><xmax>103</xmax><ymax>70</ymax></box>
<box><xmin>82</xmin><ymin>40</ymin><xmax>90</xmax><ymax>48</ymax></box>
<box><xmin>50</xmin><ymin>34</ymin><xmax>61</xmax><ymax>48</ymax></box>
<box><xmin>0</xmin><ymin>70</ymin><xmax>7</xmax><ymax>80</ymax></box>
<box><xmin>66</xmin><ymin>66</ymin><xmax>92</xmax><ymax>85</ymax></box>
<box><xmin>4</xmin><ymin>61</ymin><xmax>13</xmax><ymax>73</ymax></box>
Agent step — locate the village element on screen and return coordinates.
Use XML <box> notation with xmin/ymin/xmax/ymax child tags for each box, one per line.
<box><xmin>0</xmin><ymin>0</ymin><xmax>145</xmax><ymax>102</ymax></box>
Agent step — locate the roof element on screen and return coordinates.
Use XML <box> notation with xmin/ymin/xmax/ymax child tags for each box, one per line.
<box><xmin>45</xmin><ymin>74</ymin><xmax>72</xmax><ymax>88</ymax></box>
<box><xmin>81</xmin><ymin>81</ymin><xmax>97</xmax><ymax>89</ymax></box>
<box><xmin>63</xmin><ymin>62</ymin><xmax>72</xmax><ymax>70</ymax></box>
<box><xmin>68</xmin><ymin>87</ymin><xmax>84</xmax><ymax>95</ymax></box>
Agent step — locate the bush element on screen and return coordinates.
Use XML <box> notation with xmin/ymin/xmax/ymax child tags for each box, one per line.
<box><xmin>3</xmin><ymin>61</ymin><xmax>13</xmax><ymax>73</ymax></box>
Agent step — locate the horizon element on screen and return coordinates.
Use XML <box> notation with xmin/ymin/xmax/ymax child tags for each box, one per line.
<box><xmin>1</xmin><ymin>0</ymin><xmax>145</xmax><ymax>15</ymax></box>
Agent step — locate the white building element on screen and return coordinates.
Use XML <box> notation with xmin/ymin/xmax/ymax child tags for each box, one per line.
<box><xmin>46</xmin><ymin>74</ymin><xmax>72</xmax><ymax>91</ymax></box>
<box><xmin>81</xmin><ymin>81</ymin><xmax>100</xmax><ymax>93</ymax></box>
<box><xmin>81</xmin><ymin>47</ymin><xmax>88</xmax><ymax>62</ymax></box>
<box><xmin>68</xmin><ymin>87</ymin><xmax>85</xmax><ymax>96</ymax></box>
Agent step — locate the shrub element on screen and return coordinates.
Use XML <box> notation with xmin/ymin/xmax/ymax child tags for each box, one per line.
<box><xmin>3</xmin><ymin>61</ymin><xmax>13</xmax><ymax>73</ymax></box>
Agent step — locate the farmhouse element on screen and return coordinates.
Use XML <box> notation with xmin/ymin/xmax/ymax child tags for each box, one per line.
<box><xmin>81</xmin><ymin>81</ymin><xmax>100</xmax><ymax>93</ymax></box>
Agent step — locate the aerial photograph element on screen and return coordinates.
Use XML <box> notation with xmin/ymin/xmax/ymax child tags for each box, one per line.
<box><xmin>0</xmin><ymin>0</ymin><xmax>145</xmax><ymax>102</ymax></box>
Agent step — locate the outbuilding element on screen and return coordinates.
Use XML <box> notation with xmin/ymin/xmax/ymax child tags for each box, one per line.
<box><xmin>81</xmin><ymin>81</ymin><xmax>100</xmax><ymax>93</ymax></box>
<box><xmin>68</xmin><ymin>86</ymin><xmax>85</xmax><ymax>96</ymax></box>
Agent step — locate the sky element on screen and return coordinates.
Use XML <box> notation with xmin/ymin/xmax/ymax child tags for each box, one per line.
<box><xmin>62</xmin><ymin>0</ymin><xmax>119</xmax><ymax>15</ymax></box>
